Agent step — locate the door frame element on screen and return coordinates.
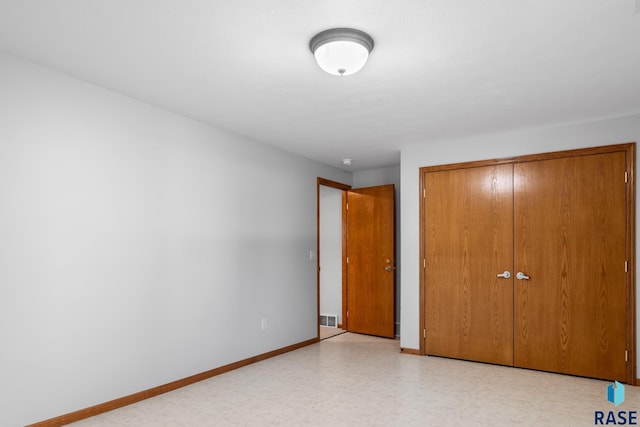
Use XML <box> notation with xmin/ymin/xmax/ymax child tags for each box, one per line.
<box><xmin>317</xmin><ymin>177</ymin><xmax>351</xmax><ymax>339</ymax></box>
<box><xmin>418</xmin><ymin>143</ymin><xmax>636</xmax><ymax>385</ymax></box>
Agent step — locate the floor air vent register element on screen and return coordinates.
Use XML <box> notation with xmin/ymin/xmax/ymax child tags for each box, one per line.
<box><xmin>319</xmin><ymin>314</ymin><xmax>338</xmax><ymax>328</ymax></box>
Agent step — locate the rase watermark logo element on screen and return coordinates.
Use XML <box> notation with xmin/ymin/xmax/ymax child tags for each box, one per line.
<box><xmin>608</xmin><ymin>381</ymin><xmax>626</xmax><ymax>407</ymax></box>
<box><xmin>595</xmin><ymin>381</ymin><xmax>637</xmax><ymax>425</ymax></box>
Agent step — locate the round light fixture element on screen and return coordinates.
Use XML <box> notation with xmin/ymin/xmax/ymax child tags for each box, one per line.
<box><xmin>309</xmin><ymin>28</ymin><xmax>374</xmax><ymax>76</ymax></box>
<box><xmin>342</xmin><ymin>158</ymin><xmax>353</xmax><ymax>166</ymax></box>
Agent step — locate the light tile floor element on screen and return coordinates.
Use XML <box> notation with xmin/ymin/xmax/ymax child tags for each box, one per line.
<box><xmin>70</xmin><ymin>333</ymin><xmax>638</xmax><ymax>426</ymax></box>
<box><xmin>319</xmin><ymin>326</ymin><xmax>346</xmax><ymax>340</ymax></box>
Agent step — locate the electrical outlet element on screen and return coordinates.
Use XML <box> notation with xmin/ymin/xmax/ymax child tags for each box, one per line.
<box><xmin>261</xmin><ymin>318</ymin><xmax>268</xmax><ymax>330</ymax></box>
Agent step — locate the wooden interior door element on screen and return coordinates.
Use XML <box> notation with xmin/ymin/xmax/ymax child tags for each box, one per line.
<box><xmin>424</xmin><ymin>164</ymin><xmax>514</xmax><ymax>365</ymax></box>
<box><xmin>513</xmin><ymin>152</ymin><xmax>628</xmax><ymax>380</ymax></box>
<box><xmin>346</xmin><ymin>185</ymin><xmax>395</xmax><ymax>338</ymax></box>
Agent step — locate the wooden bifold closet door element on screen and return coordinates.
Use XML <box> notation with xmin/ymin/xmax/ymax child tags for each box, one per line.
<box><xmin>424</xmin><ymin>164</ymin><xmax>514</xmax><ymax>366</ymax></box>
<box><xmin>513</xmin><ymin>153</ymin><xmax>627</xmax><ymax>380</ymax></box>
<box><xmin>423</xmin><ymin>144</ymin><xmax>633</xmax><ymax>382</ymax></box>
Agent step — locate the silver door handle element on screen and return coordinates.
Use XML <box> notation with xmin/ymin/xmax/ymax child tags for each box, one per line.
<box><xmin>516</xmin><ymin>272</ymin><xmax>530</xmax><ymax>280</ymax></box>
<box><xmin>496</xmin><ymin>271</ymin><xmax>511</xmax><ymax>279</ymax></box>
<box><xmin>384</xmin><ymin>265</ymin><xmax>395</xmax><ymax>272</ymax></box>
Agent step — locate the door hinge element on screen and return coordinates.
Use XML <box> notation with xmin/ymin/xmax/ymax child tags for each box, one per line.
<box><xmin>346</xmin><ymin>202</ymin><xmax>349</xmax><ymax>210</ymax></box>
<box><xmin>625</xmin><ymin>261</ymin><xmax>628</xmax><ymax>272</ymax></box>
<box><xmin>625</xmin><ymin>350</ymin><xmax>628</xmax><ymax>362</ymax></box>
<box><xmin>346</xmin><ymin>257</ymin><xmax>349</xmax><ymax>264</ymax></box>
<box><xmin>423</xmin><ymin>188</ymin><xmax>426</xmax><ymax>198</ymax></box>
<box><xmin>423</xmin><ymin>329</ymin><xmax>426</xmax><ymax>338</ymax></box>
<box><xmin>625</xmin><ymin>171</ymin><xmax>628</xmax><ymax>183</ymax></box>
<box><xmin>423</xmin><ymin>259</ymin><xmax>426</xmax><ymax>268</ymax></box>
<box><xmin>347</xmin><ymin>311</ymin><xmax>349</xmax><ymax>318</ymax></box>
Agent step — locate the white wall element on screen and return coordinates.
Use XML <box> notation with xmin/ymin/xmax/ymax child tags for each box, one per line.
<box><xmin>319</xmin><ymin>186</ymin><xmax>342</xmax><ymax>324</ymax></box>
<box><xmin>400</xmin><ymin>114</ymin><xmax>640</xmax><ymax>370</ymax></box>
<box><xmin>353</xmin><ymin>166</ymin><xmax>401</xmax><ymax>336</ymax></box>
<box><xmin>0</xmin><ymin>52</ymin><xmax>352</xmax><ymax>426</ymax></box>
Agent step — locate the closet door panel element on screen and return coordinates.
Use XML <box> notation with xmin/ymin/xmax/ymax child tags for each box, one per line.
<box><xmin>425</xmin><ymin>165</ymin><xmax>514</xmax><ymax>365</ymax></box>
<box><xmin>513</xmin><ymin>152</ymin><xmax>627</xmax><ymax>380</ymax></box>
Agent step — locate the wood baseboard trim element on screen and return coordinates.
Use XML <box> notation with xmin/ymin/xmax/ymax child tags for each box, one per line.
<box><xmin>400</xmin><ymin>347</ymin><xmax>422</xmax><ymax>355</ymax></box>
<box><xmin>28</xmin><ymin>337</ymin><xmax>319</xmax><ymax>427</ymax></box>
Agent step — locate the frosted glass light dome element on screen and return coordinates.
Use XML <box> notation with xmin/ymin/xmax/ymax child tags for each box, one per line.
<box><xmin>310</xmin><ymin>28</ymin><xmax>374</xmax><ymax>76</ymax></box>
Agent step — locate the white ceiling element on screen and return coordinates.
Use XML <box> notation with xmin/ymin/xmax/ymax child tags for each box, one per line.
<box><xmin>1</xmin><ymin>0</ymin><xmax>640</xmax><ymax>171</ymax></box>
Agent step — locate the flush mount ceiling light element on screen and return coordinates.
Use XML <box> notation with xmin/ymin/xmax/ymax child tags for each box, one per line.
<box><xmin>309</xmin><ymin>28</ymin><xmax>374</xmax><ymax>76</ymax></box>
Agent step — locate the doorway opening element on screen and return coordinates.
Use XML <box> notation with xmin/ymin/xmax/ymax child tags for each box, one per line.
<box><xmin>317</xmin><ymin>177</ymin><xmax>396</xmax><ymax>340</ymax></box>
<box><xmin>317</xmin><ymin>178</ymin><xmax>350</xmax><ymax>339</ymax></box>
